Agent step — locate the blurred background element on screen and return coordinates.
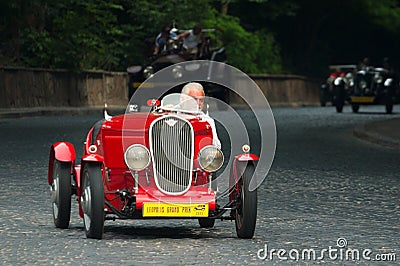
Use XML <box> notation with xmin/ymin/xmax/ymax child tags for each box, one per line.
<box><xmin>1</xmin><ymin>0</ymin><xmax>400</xmax><ymax>77</ymax></box>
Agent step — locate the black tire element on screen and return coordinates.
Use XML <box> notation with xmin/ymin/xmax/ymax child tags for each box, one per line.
<box><xmin>235</xmin><ymin>162</ymin><xmax>257</xmax><ymax>239</ymax></box>
<box><xmin>386</xmin><ymin>104</ymin><xmax>393</xmax><ymax>114</ymax></box>
<box><xmin>333</xmin><ymin>85</ymin><xmax>345</xmax><ymax>113</ymax></box>
<box><xmin>51</xmin><ymin>160</ymin><xmax>72</xmax><ymax>229</ymax></box>
<box><xmin>385</xmin><ymin>95</ymin><xmax>393</xmax><ymax>114</ymax></box>
<box><xmin>351</xmin><ymin>104</ymin><xmax>360</xmax><ymax>113</ymax></box>
<box><xmin>198</xmin><ymin>218</ymin><xmax>215</xmax><ymax>228</ymax></box>
<box><xmin>320</xmin><ymin>91</ymin><xmax>327</xmax><ymax>107</ymax></box>
<box><xmin>319</xmin><ymin>85</ymin><xmax>328</xmax><ymax>107</ymax></box>
<box><xmin>336</xmin><ymin>103</ymin><xmax>344</xmax><ymax>113</ymax></box>
<box><xmin>81</xmin><ymin>163</ymin><xmax>104</xmax><ymax>239</ymax></box>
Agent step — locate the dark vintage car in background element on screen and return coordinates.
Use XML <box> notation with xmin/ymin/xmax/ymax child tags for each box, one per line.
<box><xmin>323</xmin><ymin>63</ymin><xmax>400</xmax><ymax>113</ymax></box>
<box><xmin>128</xmin><ymin>59</ymin><xmax>231</xmax><ymax>111</ymax></box>
<box><xmin>48</xmin><ymin>93</ymin><xmax>260</xmax><ymax>239</ymax></box>
<box><xmin>127</xmin><ymin>31</ymin><xmax>229</xmax><ymax>106</ymax></box>
<box><xmin>345</xmin><ymin>67</ymin><xmax>399</xmax><ymax>114</ymax></box>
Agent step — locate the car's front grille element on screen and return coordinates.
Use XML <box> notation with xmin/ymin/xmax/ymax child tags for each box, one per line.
<box><xmin>356</xmin><ymin>73</ymin><xmax>375</xmax><ymax>95</ymax></box>
<box><xmin>149</xmin><ymin>116</ymin><xmax>194</xmax><ymax>195</ymax></box>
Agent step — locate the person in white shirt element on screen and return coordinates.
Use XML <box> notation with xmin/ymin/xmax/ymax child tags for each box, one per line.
<box><xmin>181</xmin><ymin>82</ymin><xmax>221</xmax><ymax>148</ymax></box>
<box><xmin>178</xmin><ymin>24</ymin><xmax>205</xmax><ymax>58</ymax></box>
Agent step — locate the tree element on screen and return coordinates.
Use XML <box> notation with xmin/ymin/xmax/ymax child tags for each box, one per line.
<box><xmin>203</xmin><ymin>14</ymin><xmax>281</xmax><ymax>73</ymax></box>
<box><xmin>229</xmin><ymin>0</ymin><xmax>400</xmax><ymax>76</ymax></box>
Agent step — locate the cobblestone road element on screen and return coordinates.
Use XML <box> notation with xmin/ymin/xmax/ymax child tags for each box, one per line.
<box><xmin>0</xmin><ymin>105</ymin><xmax>399</xmax><ymax>265</ymax></box>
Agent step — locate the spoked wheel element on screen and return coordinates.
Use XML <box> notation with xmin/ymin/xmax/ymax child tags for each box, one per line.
<box><xmin>81</xmin><ymin>163</ymin><xmax>104</xmax><ymax>239</ymax></box>
<box><xmin>51</xmin><ymin>160</ymin><xmax>72</xmax><ymax>229</ymax></box>
<box><xmin>235</xmin><ymin>162</ymin><xmax>257</xmax><ymax>239</ymax></box>
<box><xmin>198</xmin><ymin>218</ymin><xmax>215</xmax><ymax>228</ymax></box>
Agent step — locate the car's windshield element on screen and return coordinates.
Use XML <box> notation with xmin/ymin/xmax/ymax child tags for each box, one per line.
<box><xmin>160</xmin><ymin>93</ymin><xmax>200</xmax><ymax>114</ymax></box>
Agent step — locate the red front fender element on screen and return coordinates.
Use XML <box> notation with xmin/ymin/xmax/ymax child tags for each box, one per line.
<box><xmin>81</xmin><ymin>154</ymin><xmax>104</xmax><ymax>163</ymax></box>
<box><xmin>229</xmin><ymin>153</ymin><xmax>259</xmax><ymax>201</ymax></box>
<box><xmin>48</xmin><ymin>142</ymin><xmax>76</xmax><ymax>185</ymax></box>
<box><xmin>234</xmin><ymin>153</ymin><xmax>259</xmax><ymax>162</ymax></box>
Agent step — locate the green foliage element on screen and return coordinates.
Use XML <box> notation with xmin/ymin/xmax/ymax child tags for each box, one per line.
<box><xmin>229</xmin><ymin>0</ymin><xmax>400</xmax><ymax>76</ymax></box>
<box><xmin>1</xmin><ymin>0</ymin><xmax>284</xmax><ymax>73</ymax></box>
<box><xmin>20</xmin><ymin>29</ymin><xmax>53</xmax><ymax>67</ymax></box>
<box><xmin>11</xmin><ymin>0</ymin><xmax>400</xmax><ymax>76</ymax></box>
<box><xmin>14</xmin><ymin>0</ymin><xmax>223</xmax><ymax>71</ymax></box>
<box><xmin>204</xmin><ymin>15</ymin><xmax>281</xmax><ymax>73</ymax></box>
<box><xmin>362</xmin><ymin>0</ymin><xmax>400</xmax><ymax>33</ymax></box>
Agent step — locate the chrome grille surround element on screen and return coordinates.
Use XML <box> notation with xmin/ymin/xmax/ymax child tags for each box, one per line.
<box><xmin>149</xmin><ymin>115</ymin><xmax>194</xmax><ymax>195</ymax></box>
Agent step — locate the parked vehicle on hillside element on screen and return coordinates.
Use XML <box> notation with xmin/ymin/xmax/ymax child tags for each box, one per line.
<box><xmin>48</xmin><ymin>93</ymin><xmax>260</xmax><ymax>239</ymax></box>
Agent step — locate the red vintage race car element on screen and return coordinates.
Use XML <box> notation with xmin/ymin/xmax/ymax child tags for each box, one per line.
<box><xmin>48</xmin><ymin>93</ymin><xmax>259</xmax><ymax>239</ymax></box>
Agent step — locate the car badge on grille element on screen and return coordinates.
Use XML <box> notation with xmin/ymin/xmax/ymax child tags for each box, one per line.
<box><xmin>165</xmin><ymin>119</ymin><xmax>178</xmax><ymax>127</ymax></box>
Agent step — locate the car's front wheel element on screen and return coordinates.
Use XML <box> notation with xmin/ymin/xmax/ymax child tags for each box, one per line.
<box><xmin>81</xmin><ymin>163</ymin><xmax>104</xmax><ymax>239</ymax></box>
<box><xmin>235</xmin><ymin>162</ymin><xmax>257</xmax><ymax>239</ymax></box>
<box><xmin>51</xmin><ymin>160</ymin><xmax>72</xmax><ymax>229</ymax></box>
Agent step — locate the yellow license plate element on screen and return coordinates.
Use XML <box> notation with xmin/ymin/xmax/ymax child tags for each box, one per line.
<box><xmin>351</xmin><ymin>96</ymin><xmax>375</xmax><ymax>103</ymax></box>
<box><xmin>142</xmin><ymin>202</ymin><xmax>209</xmax><ymax>217</ymax></box>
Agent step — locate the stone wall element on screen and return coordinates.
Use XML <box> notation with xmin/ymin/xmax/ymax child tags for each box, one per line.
<box><xmin>0</xmin><ymin>66</ymin><xmax>321</xmax><ymax>108</ymax></box>
<box><xmin>250</xmin><ymin>74</ymin><xmax>321</xmax><ymax>107</ymax></box>
<box><xmin>0</xmin><ymin>67</ymin><xmax>128</xmax><ymax>108</ymax></box>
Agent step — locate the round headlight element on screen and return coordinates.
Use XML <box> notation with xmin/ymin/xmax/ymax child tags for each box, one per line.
<box><xmin>384</xmin><ymin>78</ymin><xmax>393</xmax><ymax>87</ymax></box>
<box><xmin>143</xmin><ymin>66</ymin><xmax>154</xmax><ymax>79</ymax></box>
<box><xmin>124</xmin><ymin>144</ymin><xmax>150</xmax><ymax>171</ymax></box>
<box><xmin>172</xmin><ymin>66</ymin><xmax>183</xmax><ymax>79</ymax></box>
<box><xmin>198</xmin><ymin>146</ymin><xmax>224</xmax><ymax>172</ymax></box>
<box><xmin>359</xmin><ymin>80</ymin><xmax>367</xmax><ymax>89</ymax></box>
<box><xmin>345</xmin><ymin>72</ymin><xmax>353</xmax><ymax>79</ymax></box>
<box><xmin>374</xmin><ymin>74</ymin><xmax>383</xmax><ymax>84</ymax></box>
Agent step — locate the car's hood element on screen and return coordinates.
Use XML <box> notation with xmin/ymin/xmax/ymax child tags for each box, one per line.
<box><xmin>101</xmin><ymin>112</ymin><xmax>205</xmax><ymax>133</ymax></box>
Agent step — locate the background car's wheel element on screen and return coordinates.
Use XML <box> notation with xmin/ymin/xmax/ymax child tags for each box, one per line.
<box><xmin>81</xmin><ymin>163</ymin><xmax>104</xmax><ymax>239</ymax></box>
<box><xmin>351</xmin><ymin>104</ymin><xmax>360</xmax><ymax>113</ymax></box>
<box><xmin>386</xmin><ymin>103</ymin><xmax>393</xmax><ymax>114</ymax></box>
<box><xmin>385</xmin><ymin>95</ymin><xmax>393</xmax><ymax>114</ymax></box>
<box><xmin>235</xmin><ymin>162</ymin><xmax>257</xmax><ymax>239</ymax></box>
<box><xmin>333</xmin><ymin>84</ymin><xmax>345</xmax><ymax>113</ymax></box>
<box><xmin>335</xmin><ymin>102</ymin><xmax>344</xmax><ymax>113</ymax></box>
<box><xmin>51</xmin><ymin>160</ymin><xmax>71</xmax><ymax>229</ymax></box>
<box><xmin>319</xmin><ymin>88</ymin><xmax>327</xmax><ymax>106</ymax></box>
<box><xmin>198</xmin><ymin>218</ymin><xmax>215</xmax><ymax>228</ymax></box>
